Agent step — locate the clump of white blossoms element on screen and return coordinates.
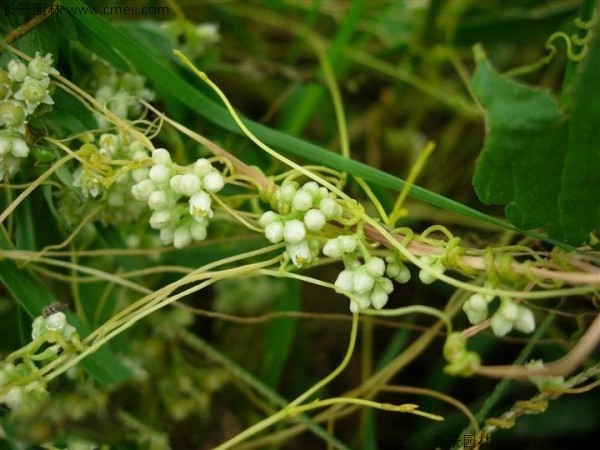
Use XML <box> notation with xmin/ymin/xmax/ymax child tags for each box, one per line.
<box><xmin>90</xmin><ymin>59</ymin><xmax>155</xmax><ymax>128</ymax></box>
<box><xmin>462</xmin><ymin>293</ymin><xmax>536</xmax><ymax>336</ymax></box>
<box><xmin>0</xmin><ymin>306</ymin><xmax>80</xmax><ymax>411</ymax></box>
<box><xmin>259</xmin><ymin>181</ymin><xmax>343</xmax><ymax>268</ymax></box>
<box><xmin>0</xmin><ymin>52</ymin><xmax>58</xmax><ymax>181</ymax></box>
<box><xmin>132</xmin><ymin>148</ymin><xmax>225</xmax><ymax>248</ymax></box>
<box><xmin>60</xmin><ymin>132</ymin><xmax>149</xmax><ymax>226</ymax></box>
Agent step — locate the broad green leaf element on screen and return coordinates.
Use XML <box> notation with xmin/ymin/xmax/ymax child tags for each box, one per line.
<box><xmin>471</xmin><ymin>38</ymin><xmax>600</xmax><ymax>245</ymax></box>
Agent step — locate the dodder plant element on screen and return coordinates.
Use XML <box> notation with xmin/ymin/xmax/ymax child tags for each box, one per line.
<box><xmin>1</xmin><ymin>1</ymin><xmax>599</xmax><ymax>448</ymax></box>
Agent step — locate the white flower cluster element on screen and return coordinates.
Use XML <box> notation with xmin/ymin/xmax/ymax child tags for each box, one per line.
<box><xmin>91</xmin><ymin>60</ymin><xmax>155</xmax><ymax>128</ymax></box>
<box><xmin>0</xmin><ymin>362</ymin><xmax>47</xmax><ymax>410</ymax></box>
<box><xmin>132</xmin><ymin>148</ymin><xmax>225</xmax><ymax>248</ymax></box>
<box><xmin>259</xmin><ymin>181</ymin><xmax>343</xmax><ymax>267</ymax></box>
<box><xmin>463</xmin><ymin>294</ymin><xmax>535</xmax><ymax>336</ymax></box>
<box><xmin>0</xmin><ymin>52</ymin><xmax>58</xmax><ymax>181</ymax></box>
<box><xmin>333</xmin><ymin>253</ymin><xmax>395</xmax><ymax>313</ymax></box>
<box><xmin>0</xmin><ymin>307</ymin><xmax>80</xmax><ymax>411</ymax></box>
<box><xmin>62</xmin><ymin>133</ymin><xmax>148</xmax><ymax>226</ymax></box>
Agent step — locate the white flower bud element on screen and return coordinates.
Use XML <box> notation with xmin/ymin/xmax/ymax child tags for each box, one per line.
<box><xmin>499</xmin><ymin>300</ymin><xmax>519</xmax><ymax>321</ymax></box>
<box><xmin>323</xmin><ymin>238</ymin><xmax>343</xmax><ymax>258</ymax></box>
<box><xmin>376</xmin><ymin>277</ymin><xmax>394</xmax><ymax>295</ymax></box>
<box><xmin>292</xmin><ymin>190</ymin><xmax>313</xmax><ymax>212</ymax></box>
<box><xmin>277</xmin><ymin>184</ymin><xmax>297</xmax><ymax>203</ymax></box>
<box><xmin>350</xmin><ymin>295</ymin><xmax>371</xmax><ymax>313</ymax></box>
<box><xmin>353</xmin><ymin>271</ymin><xmax>375</xmax><ymax>294</ymax></box>
<box><xmin>370</xmin><ymin>289</ymin><xmax>389</xmax><ymax>310</ymax></box>
<box><xmin>173</xmin><ymin>225</ymin><xmax>192</xmax><ymax>249</ymax></box>
<box><xmin>190</xmin><ymin>222</ymin><xmax>208</xmax><ymax>241</ymax></box>
<box><xmin>160</xmin><ymin>227</ymin><xmax>175</xmax><ymax>244</ymax></box>
<box><xmin>365</xmin><ymin>257</ymin><xmax>385</xmax><ymax>278</ymax></box>
<box><xmin>131</xmin><ymin>168</ymin><xmax>149</xmax><ymax>183</ymax></box>
<box><xmin>131</xmin><ymin>179</ymin><xmax>156</xmax><ymax>201</ymax></box>
<box><xmin>301</xmin><ymin>181</ymin><xmax>319</xmax><ymax>196</ymax></box>
<box><xmin>287</xmin><ymin>240</ymin><xmax>311</xmax><ymax>267</ymax></box>
<box><xmin>99</xmin><ymin>133</ymin><xmax>119</xmax><ymax>155</ymax></box>
<box><xmin>319</xmin><ymin>198</ymin><xmax>342</xmax><ymax>219</ymax></box>
<box><xmin>418</xmin><ymin>256</ymin><xmax>444</xmax><ymax>285</ymax></box>
<box><xmin>189</xmin><ymin>191</ymin><xmax>212</xmax><ymax>220</ymax></box>
<box><xmin>203</xmin><ymin>171</ymin><xmax>225</xmax><ymax>193</ymax></box>
<box><xmin>170</xmin><ymin>174</ymin><xmax>183</xmax><ymax>191</ymax></box>
<box><xmin>463</xmin><ymin>294</ymin><xmax>489</xmax><ymax>325</ymax></box>
<box><xmin>178</xmin><ymin>173</ymin><xmax>202</xmax><ymax>196</ymax></box>
<box><xmin>514</xmin><ymin>306</ymin><xmax>535</xmax><ymax>334</ymax></box>
<box><xmin>8</xmin><ymin>59</ymin><xmax>28</xmax><ymax>82</ymax></box>
<box><xmin>339</xmin><ymin>235</ymin><xmax>358</xmax><ymax>253</ymax></box>
<box><xmin>283</xmin><ymin>220</ymin><xmax>306</xmax><ymax>243</ymax></box>
<box><xmin>149</xmin><ymin>164</ymin><xmax>170</xmax><ymax>184</ymax></box>
<box><xmin>265</xmin><ymin>222</ymin><xmax>284</xmax><ymax>243</ymax></box>
<box><xmin>147</xmin><ymin>191</ymin><xmax>169</xmax><ymax>210</ymax></box>
<box><xmin>193</xmin><ymin>158</ymin><xmax>212</xmax><ymax>176</ymax></box>
<box><xmin>304</xmin><ymin>209</ymin><xmax>326</xmax><ymax>231</ymax></box>
<box><xmin>0</xmin><ymin>136</ymin><xmax>10</xmax><ymax>156</ymax></box>
<box><xmin>152</xmin><ymin>148</ymin><xmax>171</xmax><ymax>164</ymax></box>
<box><xmin>10</xmin><ymin>138</ymin><xmax>29</xmax><ymax>158</ymax></box>
<box><xmin>490</xmin><ymin>313</ymin><xmax>513</xmax><ymax>337</ymax></box>
<box><xmin>259</xmin><ymin>211</ymin><xmax>279</xmax><ymax>227</ymax></box>
<box><xmin>45</xmin><ymin>312</ymin><xmax>67</xmax><ymax>331</ymax></box>
<box><xmin>334</xmin><ymin>270</ymin><xmax>354</xmax><ymax>292</ymax></box>
<box><xmin>149</xmin><ymin>210</ymin><xmax>172</xmax><ymax>229</ymax></box>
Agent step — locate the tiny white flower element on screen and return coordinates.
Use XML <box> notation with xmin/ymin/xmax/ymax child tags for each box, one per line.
<box><xmin>514</xmin><ymin>306</ymin><xmax>535</xmax><ymax>334</ymax></box>
<box><xmin>287</xmin><ymin>240</ymin><xmax>311</xmax><ymax>267</ymax></box>
<box><xmin>323</xmin><ymin>238</ymin><xmax>343</xmax><ymax>258</ymax></box>
<box><xmin>259</xmin><ymin>211</ymin><xmax>279</xmax><ymax>227</ymax></box>
<box><xmin>170</xmin><ymin>174</ymin><xmax>183</xmax><ymax>192</ymax></box>
<box><xmin>173</xmin><ymin>225</ymin><xmax>192</xmax><ymax>249</ymax></box>
<box><xmin>283</xmin><ymin>220</ymin><xmax>306</xmax><ymax>243</ymax></box>
<box><xmin>418</xmin><ymin>256</ymin><xmax>444</xmax><ymax>285</ymax></box>
<box><xmin>190</xmin><ymin>222</ymin><xmax>208</xmax><ymax>241</ymax></box>
<box><xmin>350</xmin><ymin>295</ymin><xmax>371</xmax><ymax>313</ymax></box>
<box><xmin>319</xmin><ymin>198</ymin><xmax>342</xmax><ymax>219</ymax></box>
<box><xmin>339</xmin><ymin>235</ymin><xmax>358</xmax><ymax>253</ymax></box>
<box><xmin>203</xmin><ymin>171</ymin><xmax>225</xmax><ymax>193</ymax></box>
<box><xmin>463</xmin><ymin>294</ymin><xmax>489</xmax><ymax>325</ymax></box>
<box><xmin>193</xmin><ymin>158</ymin><xmax>212</xmax><ymax>177</ymax></box>
<box><xmin>304</xmin><ymin>209</ymin><xmax>326</xmax><ymax>231</ymax></box>
<box><xmin>365</xmin><ymin>257</ymin><xmax>385</xmax><ymax>278</ymax></box>
<box><xmin>352</xmin><ymin>271</ymin><xmax>375</xmax><ymax>294</ymax></box>
<box><xmin>131</xmin><ymin>179</ymin><xmax>156</xmax><ymax>201</ymax></box>
<box><xmin>292</xmin><ymin>190</ymin><xmax>313</xmax><ymax>212</ymax></box>
<box><xmin>149</xmin><ymin>164</ymin><xmax>170</xmax><ymax>184</ymax></box>
<box><xmin>152</xmin><ymin>148</ymin><xmax>171</xmax><ymax>165</ymax></box>
<box><xmin>98</xmin><ymin>133</ymin><xmax>119</xmax><ymax>156</ymax></box>
<box><xmin>189</xmin><ymin>191</ymin><xmax>212</xmax><ymax>220</ymax></box>
<box><xmin>149</xmin><ymin>210</ymin><xmax>172</xmax><ymax>229</ymax></box>
<box><xmin>7</xmin><ymin>59</ymin><xmax>28</xmax><ymax>82</ymax></box>
<box><xmin>301</xmin><ymin>181</ymin><xmax>319</xmax><ymax>196</ymax></box>
<box><xmin>499</xmin><ymin>300</ymin><xmax>519</xmax><ymax>321</ymax></box>
<box><xmin>160</xmin><ymin>227</ymin><xmax>175</xmax><ymax>244</ymax></box>
<box><xmin>334</xmin><ymin>270</ymin><xmax>354</xmax><ymax>292</ymax></box>
<box><xmin>376</xmin><ymin>277</ymin><xmax>394</xmax><ymax>295</ymax></box>
<box><xmin>10</xmin><ymin>138</ymin><xmax>30</xmax><ymax>158</ymax></box>
<box><xmin>490</xmin><ymin>313</ymin><xmax>513</xmax><ymax>337</ymax></box>
<box><xmin>178</xmin><ymin>173</ymin><xmax>202</xmax><ymax>196</ymax></box>
<box><xmin>131</xmin><ymin>167</ymin><xmax>149</xmax><ymax>183</ymax></box>
<box><xmin>265</xmin><ymin>221</ymin><xmax>284</xmax><ymax>243</ymax></box>
<box><xmin>28</xmin><ymin>52</ymin><xmax>58</xmax><ymax>80</ymax></box>
<box><xmin>370</xmin><ymin>289</ymin><xmax>389</xmax><ymax>310</ymax></box>
<box><xmin>277</xmin><ymin>183</ymin><xmax>297</xmax><ymax>204</ymax></box>
<box><xmin>147</xmin><ymin>191</ymin><xmax>169</xmax><ymax>210</ymax></box>
<box><xmin>45</xmin><ymin>312</ymin><xmax>67</xmax><ymax>331</ymax></box>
